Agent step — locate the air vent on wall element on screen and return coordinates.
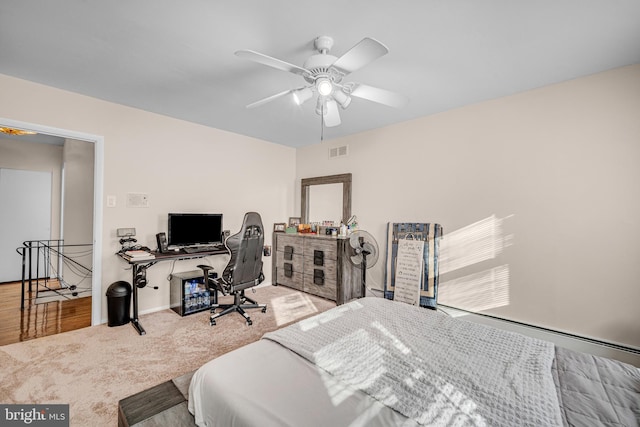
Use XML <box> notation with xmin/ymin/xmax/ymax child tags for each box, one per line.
<box><xmin>329</xmin><ymin>145</ymin><xmax>349</xmax><ymax>159</ymax></box>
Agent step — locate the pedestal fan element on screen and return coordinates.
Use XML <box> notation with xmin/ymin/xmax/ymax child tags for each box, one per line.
<box><xmin>347</xmin><ymin>230</ymin><xmax>379</xmax><ymax>295</ymax></box>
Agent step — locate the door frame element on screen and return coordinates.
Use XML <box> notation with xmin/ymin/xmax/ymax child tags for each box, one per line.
<box><xmin>0</xmin><ymin>117</ymin><xmax>104</xmax><ymax>326</ymax></box>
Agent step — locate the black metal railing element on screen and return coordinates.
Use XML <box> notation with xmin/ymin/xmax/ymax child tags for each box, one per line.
<box><xmin>16</xmin><ymin>239</ymin><xmax>93</xmax><ymax>310</ymax></box>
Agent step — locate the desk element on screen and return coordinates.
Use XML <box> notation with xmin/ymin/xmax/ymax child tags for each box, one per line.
<box><xmin>117</xmin><ymin>248</ymin><xmax>228</xmax><ymax>335</ymax></box>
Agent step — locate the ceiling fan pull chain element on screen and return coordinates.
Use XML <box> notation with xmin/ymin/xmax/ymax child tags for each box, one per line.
<box><xmin>320</xmin><ymin>106</ymin><xmax>325</xmax><ymax>142</ymax></box>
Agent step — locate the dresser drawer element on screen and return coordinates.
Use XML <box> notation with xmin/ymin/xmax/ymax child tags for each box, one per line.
<box><xmin>276</xmin><ymin>268</ymin><xmax>303</xmax><ymax>291</ymax></box>
<box><xmin>275</xmin><ymin>252</ymin><xmax>304</xmax><ymax>290</ymax></box>
<box><xmin>303</xmin><ymin>271</ymin><xmax>337</xmax><ymax>301</ymax></box>
<box><xmin>303</xmin><ymin>256</ymin><xmax>337</xmax><ymax>277</ymax></box>
<box><xmin>303</xmin><ymin>238</ymin><xmax>337</xmax><ymax>259</ymax></box>
<box><xmin>276</xmin><ymin>234</ymin><xmax>304</xmax><ymax>256</ymax></box>
<box><xmin>276</xmin><ymin>253</ymin><xmax>304</xmax><ymax>271</ymax></box>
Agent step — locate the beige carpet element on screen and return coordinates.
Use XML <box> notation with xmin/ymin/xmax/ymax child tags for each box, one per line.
<box><xmin>0</xmin><ymin>285</ymin><xmax>335</xmax><ymax>426</ymax></box>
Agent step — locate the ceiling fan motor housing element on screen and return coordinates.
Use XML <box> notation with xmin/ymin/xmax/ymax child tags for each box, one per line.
<box><xmin>314</xmin><ymin>35</ymin><xmax>334</xmax><ymax>53</ymax></box>
<box><xmin>303</xmin><ymin>36</ymin><xmax>345</xmax><ymax>87</ymax></box>
<box><xmin>303</xmin><ymin>55</ymin><xmax>341</xmax><ymax>83</ymax></box>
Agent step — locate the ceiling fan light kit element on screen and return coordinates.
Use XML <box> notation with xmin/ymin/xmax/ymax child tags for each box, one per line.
<box><xmin>235</xmin><ymin>35</ymin><xmax>408</xmax><ymax>128</ymax></box>
<box><xmin>293</xmin><ymin>87</ymin><xmax>313</xmax><ymax>105</ymax></box>
<box><xmin>315</xmin><ymin>78</ymin><xmax>333</xmax><ymax>96</ymax></box>
<box><xmin>332</xmin><ymin>89</ymin><xmax>351</xmax><ymax>109</ymax></box>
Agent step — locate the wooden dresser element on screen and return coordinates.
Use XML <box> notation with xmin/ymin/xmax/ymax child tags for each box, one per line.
<box><xmin>272</xmin><ymin>233</ymin><xmax>363</xmax><ymax>305</ymax></box>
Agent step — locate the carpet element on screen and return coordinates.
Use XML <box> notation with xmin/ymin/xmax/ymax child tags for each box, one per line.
<box><xmin>0</xmin><ymin>285</ymin><xmax>335</xmax><ymax>426</ymax></box>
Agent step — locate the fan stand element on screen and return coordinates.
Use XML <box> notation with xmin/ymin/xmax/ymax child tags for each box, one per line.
<box><xmin>348</xmin><ymin>230</ymin><xmax>379</xmax><ymax>299</ymax></box>
<box><xmin>357</xmin><ymin>236</ymin><xmax>371</xmax><ymax>296</ymax></box>
<box><xmin>360</xmin><ymin>247</ymin><xmax>370</xmax><ymax>296</ymax></box>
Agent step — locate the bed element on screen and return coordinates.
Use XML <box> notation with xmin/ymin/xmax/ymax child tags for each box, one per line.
<box><xmin>188</xmin><ymin>297</ymin><xmax>640</xmax><ymax>426</ymax></box>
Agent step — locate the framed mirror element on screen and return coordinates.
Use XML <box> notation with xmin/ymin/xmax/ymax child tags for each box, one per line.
<box><xmin>301</xmin><ymin>173</ymin><xmax>352</xmax><ymax>224</ymax></box>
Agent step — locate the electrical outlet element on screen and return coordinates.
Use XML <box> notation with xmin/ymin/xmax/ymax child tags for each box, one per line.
<box><xmin>107</xmin><ymin>195</ymin><xmax>116</xmax><ymax>207</ymax></box>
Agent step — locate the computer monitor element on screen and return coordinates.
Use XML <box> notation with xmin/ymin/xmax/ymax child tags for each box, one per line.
<box><xmin>167</xmin><ymin>213</ymin><xmax>223</xmax><ymax>247</ymax></box>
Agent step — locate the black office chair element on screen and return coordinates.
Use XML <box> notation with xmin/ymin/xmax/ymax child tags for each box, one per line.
<box><xmin>199</xmin><ymin>212</ymin><xmax>267</xmax><ymax>326</ymax></box>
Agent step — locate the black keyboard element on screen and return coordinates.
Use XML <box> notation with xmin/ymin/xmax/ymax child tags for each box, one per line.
<box><xmin>182</xmin><ymin>245</ymin><xmax>222</xmax><ymax>254</ymax></box>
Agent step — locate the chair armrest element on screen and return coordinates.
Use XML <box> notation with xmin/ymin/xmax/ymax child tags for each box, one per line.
<box><xmin>197</xmin><ymin>264</ymin><xmax>228</xmax><ymax>296</ymax></box>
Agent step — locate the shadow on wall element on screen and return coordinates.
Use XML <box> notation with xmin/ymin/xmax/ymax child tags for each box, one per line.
<box><xmin>438</xmin><ymin>215</ymin><xmax>513</xmax><ymax>311</ymax></box>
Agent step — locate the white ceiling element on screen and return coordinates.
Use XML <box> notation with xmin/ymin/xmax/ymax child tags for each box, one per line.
<box><xmin>1</xmin><ymin>1</ymin><xmax>639</xmax><ymax>148</ymax></box>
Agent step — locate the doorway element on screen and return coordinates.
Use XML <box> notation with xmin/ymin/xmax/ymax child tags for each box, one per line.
<box><xmin>0</xmin><ymin>118</ymin><xmax>103</xmax><ymax>338</ymax></box>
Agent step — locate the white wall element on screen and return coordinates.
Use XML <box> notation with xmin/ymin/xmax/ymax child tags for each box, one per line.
<box><xmin>296</xmin><ymin>64</ymin><xmax>640</xmax><ymax>349</ymax></box>
<box><xmin>0</xmin><ymin>137</ymin><xmax>63</xmax><ymax>240</ymax></box>
<box><xmin>62</xmin><ymin>139</ymin><xmax>94</xmax><ymax>245</ymax></box>
<box><xmin>61</xmin><ymin>139</ymin><xmax>95</xmax><ymax>291</ymax></box>
<box><xmin>0</xmin><ymin>73</ymin><xmax>297</xmax><ymax>321</ymax></box>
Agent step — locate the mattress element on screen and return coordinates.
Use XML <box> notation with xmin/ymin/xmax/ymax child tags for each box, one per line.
<box><xmin>189</xmin><ymin>339</ymin><xmax>415</xmax><ymax>427</ymax></box>
<box><xmin>188</xmin><ymin>298</ymin><xmax>640</xmax><ymax>427</ymax></box>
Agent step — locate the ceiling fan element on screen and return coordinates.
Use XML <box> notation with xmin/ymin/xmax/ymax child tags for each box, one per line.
<box><xmin>235</xmin><ymin>36</ymin><xmax>408</xmax><ymax>127</ymax></box>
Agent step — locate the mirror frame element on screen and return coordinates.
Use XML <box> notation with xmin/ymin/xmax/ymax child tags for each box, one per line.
<box><xmin>301</xmin><ymin>173</ymin><xmax>352</xmax><ymax>224</ymax></box>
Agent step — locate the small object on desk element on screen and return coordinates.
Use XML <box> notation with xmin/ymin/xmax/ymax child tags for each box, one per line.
<box><xmin>125</xmin><ymin>249</ymin><xmax>152</xmax><ymax>256</ymax></box>
<box><xmin>182</xmin><ymin>245</ymin><xmax>222</xmax><ymax>254</ymax></box>
<box><xmin>123</xmin><ymin>250</ymin><xmax>155</xmax><ymax>261</ymax></box>
<box><xmin>156</xmin><ymin>232</ymin><xmax>168</xmax><ymax>253</ymax></box>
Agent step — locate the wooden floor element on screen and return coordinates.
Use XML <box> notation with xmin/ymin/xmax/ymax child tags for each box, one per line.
<box><xmin>0</xmin><ymin>280</ymin><xmax>92</xmax><ymax>346</ymax></box>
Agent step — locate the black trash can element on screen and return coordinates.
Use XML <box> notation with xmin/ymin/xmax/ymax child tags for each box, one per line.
<box><xmin>106</xmin><ymin>281</ymin><xmax>132</xmax><ymax>327</ymax></box>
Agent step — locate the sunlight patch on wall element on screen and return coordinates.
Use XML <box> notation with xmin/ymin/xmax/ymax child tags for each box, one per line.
<box><xmin>438</xmin><ymin>265</ymin><xmax>510</xmax><ymax>312</ymax></box>
<box><xmin>435</xmin><ymin>215</ymin><xmax>512</xmax><ymax>311</ymax></box>
<box><xmin>438</xmin><ymin>215</ymin><xmax>510</xmax><ymax>275</ymax></box>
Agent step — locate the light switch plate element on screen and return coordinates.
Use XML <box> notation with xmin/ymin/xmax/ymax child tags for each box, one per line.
<box><xmin>126</xmin><ymin>192</ymin><xmax>149</xmax><ymax>208</ymax></box>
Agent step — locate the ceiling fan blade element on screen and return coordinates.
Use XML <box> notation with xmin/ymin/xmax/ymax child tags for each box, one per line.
<box><xmin>323</xmin><ymin>99</ymin><xmax>341</xmax><ymax>127</ymax></box>
<box><xmin>246</xmin><ymin>89</ymin><xmax>293</xmax><ymax>109</ymax></box>
<box><xmin>235</xmin><ymin>50</ymin><xmax>309</xmax><ymax>76</ymax></box>
<box><xmin>331</xmin><ymin>38</ymin><xmax>389</xmax><ymax>75</ymax></box>
<box><xmin>350</xmin><ymin>84</ymin><xmax>409</xmax><ymax>109</ymax></box>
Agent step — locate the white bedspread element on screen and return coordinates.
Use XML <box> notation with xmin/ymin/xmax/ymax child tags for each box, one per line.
<box><xmin>264</xmin><ymin>297</ymin><xmax>562</xmax><ymax>426</ymax></box>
